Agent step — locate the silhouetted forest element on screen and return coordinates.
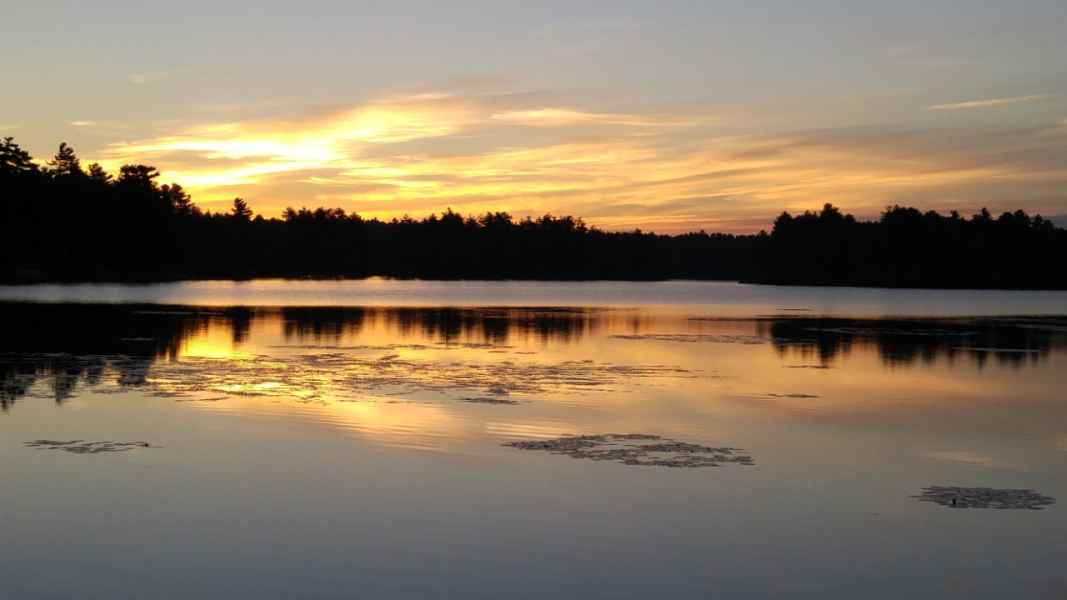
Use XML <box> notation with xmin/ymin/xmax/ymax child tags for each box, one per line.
<box><xmin>754</xmin><ymin>203</ymin><xmax>1067</xmax><ymax>289</ymax></box>
<box><xmin>3</xmin><ymin>138</ymin><xmax>1065</xmax><ymax>287</ymax></box>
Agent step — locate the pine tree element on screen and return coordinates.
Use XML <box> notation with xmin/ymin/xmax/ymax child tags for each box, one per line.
<box><xmin>0</xmin><ymin>137</ymin><xmax>37</xmax><ymax>175</ymax></box>
<box><xmin>87</xmin><ymin>163</ymin><xmax>112</xmax><ymax>184</ymax></box>
<box><xmin>231</xmin><ymin>198</ymin><xmax>253</xmax><ymax>221</ymax></box>
<box><xmin>48</xmin><ymin>143</ymin><xmax>83</xmax><ymax>178</ymax></box>
<box><xmin>163</xmin><ymin>183</ymin><xmax>196</xmax><ymax>216</ymax></box>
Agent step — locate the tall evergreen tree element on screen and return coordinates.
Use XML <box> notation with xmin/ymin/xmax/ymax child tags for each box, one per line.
<box><xmin>0</xmin><ymin>137</ymin><xmax>37</xmax><ymax>175</ymax></box>
<box><xmin>47</xmin><ymin>143</ymin><xmax>83</xmax><ymax>178</ymax></box>
<box><xmin>231</xmin><ymin>198</ymin><xmax>253</xmax><ymax>221</ymax></box>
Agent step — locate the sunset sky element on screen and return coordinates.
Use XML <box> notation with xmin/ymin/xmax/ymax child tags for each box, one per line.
<box><xmin>3</xmin><ymin>0</ymin><xmax>1066</xmax><ymax>232</ymax></box>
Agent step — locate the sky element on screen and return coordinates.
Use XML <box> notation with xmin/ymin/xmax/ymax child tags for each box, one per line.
<box><xmin>3</xmin><ymin>0</ymin><xmax>1066</xmax><ymax>232</ymax></box>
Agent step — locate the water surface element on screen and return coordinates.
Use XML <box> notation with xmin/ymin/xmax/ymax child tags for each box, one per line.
<box><xmin>5</xmin><ymin>278</ymin><xmax>1067</xmax><ymax>315</ymax></box>
<box><xmin>2</xmin><ymin>282</ymin><xmax>1066</xmax><ymax>599</ymax></box>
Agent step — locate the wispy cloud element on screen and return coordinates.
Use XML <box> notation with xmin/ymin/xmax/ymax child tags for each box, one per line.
<box><xmin>88</xmin><ymin>91</ymin><xmax>1067</xmax><ymax>232</ymax></box>
<box><xmin>928</xmin><ymin>95</ymin><xmax>1050</xmax><ymax>111</ymax></box>
<box><xmin>490</xmin><ymin>108</ymin><xmax>692</xmax><ymax>127</ymax></box>
<box><xmin>96</xmin><ymin>97</ymin><xmax>674</xmax><ymax>185</ymax></box>
<box><xmin>68</xmin><ymin>120</ymin><xmax>133</xmax><ymax>132</ymax></box>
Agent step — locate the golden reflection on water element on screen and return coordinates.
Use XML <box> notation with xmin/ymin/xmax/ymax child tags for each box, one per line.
<box><xmin>4</xmin><ymin>301</ymin><xmax>1066</xmax><ymax>600</ymax></box>
<box><xmin>3</xmin><ymin>305</ymin><xmax>1066</xmax><ymax>458</ymax></box>
<box><xmin>181</xmin><ymin>326</ymin><xmax>250</xmax><ymax>359</ymax></box>
<box><xmin>112</xmin><ymin>309</ymin><xmax>1062</xmax><ymax>454</ymax></box>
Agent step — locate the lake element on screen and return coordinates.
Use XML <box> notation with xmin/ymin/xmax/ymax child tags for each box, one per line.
<box><xmin>2</xmin><ymin>280</ymin><xmax>1066</xmax><ymax>599</ymax></box>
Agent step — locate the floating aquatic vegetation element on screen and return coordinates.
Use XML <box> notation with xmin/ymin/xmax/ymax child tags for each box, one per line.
<box><xmin>3</xmin><ymin>350</ymin><xmax>697</xmax><ymax>406</ymax></box>
<box><xmin>913</xmin><ymin>486</ymin><xmax>1056</xmax><ymax>510</ymax></box>
<box><xmin>504</xmin><ymin>434</ymin><xmax>755</xmax><ymax>468</ymax></box>
<box><xmin>784</xmin><ymin>365</ymin><xmax>833</xmax><ymax>369</ymax></box>
<box><xmin>732</xmin><ymin>392</ymin><xmax>820</xmax><ymax>401</ymax></box>
<box><xmin>460</xmin><ymin>397</ymin><xmax>520</xmax><ymax>405</ymax></box>
<box><xmin>611</xmin><ymin>334</ymin><xmax>766</xmax><ymax>345</ymax></box>
<box><xmin>24</xmin><ymin>440</ymin><xmax>154</xmax><ymax>454</ymax></box>
<box><xmin>139</xmin><ymin>353</ymin><xmax>698</xmax><ymax>404</ymax></box>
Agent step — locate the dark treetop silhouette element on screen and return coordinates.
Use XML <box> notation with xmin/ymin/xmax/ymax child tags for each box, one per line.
<box><xmin>2</xmin><ymin>138</ymin><xmax>1065</xmax><ymax>288</ymax></box>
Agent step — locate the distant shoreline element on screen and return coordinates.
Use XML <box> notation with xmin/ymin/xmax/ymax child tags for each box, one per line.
<box><xmin>4</xmin><ymin>137</ymin><xmax>1065</xmax><ymax>290</ymax></box>
<box><xmin>3</xmin><ymin>276</ymin><xmax>1067</xmax><ymax>292</ymax></box>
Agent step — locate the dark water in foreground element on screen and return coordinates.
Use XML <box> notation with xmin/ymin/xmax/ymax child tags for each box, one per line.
<box><xmin>2</xmin><ymin>281</ymin><xmax>1066</xmax><ymax>599</ymax></box>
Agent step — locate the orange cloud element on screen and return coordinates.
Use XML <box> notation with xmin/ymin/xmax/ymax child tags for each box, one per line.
<box><xmin>88</xmin><ymin>92</ymin><xmax>1067</xmax><ymax>233</ymax></box>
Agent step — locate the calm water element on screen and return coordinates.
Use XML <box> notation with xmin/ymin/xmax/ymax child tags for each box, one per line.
<box><xmin>2</xmin><ymin>281</ymin><xmax>1066</xmax><ymax>599</ymax></box>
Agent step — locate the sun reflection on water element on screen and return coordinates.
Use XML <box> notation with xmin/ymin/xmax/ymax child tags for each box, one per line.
<box><xmin>3</xmin><ymin>305</ymin><xmax>1066</xmax><ymax>456</ymax></box>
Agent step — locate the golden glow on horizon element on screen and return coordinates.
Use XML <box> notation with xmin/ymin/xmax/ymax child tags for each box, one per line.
<box><xmin>88</xmin><ymin>92</ymin><xmax>1067</xmax><ymax>233</ymax></box>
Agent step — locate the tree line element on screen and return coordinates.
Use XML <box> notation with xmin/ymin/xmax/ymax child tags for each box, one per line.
<box><xmin>2</xmin><ymin>138</ymin><xmax>1065</xmax><ymax>288</ymax></box>
<box><xmin>755</xmin><ymin>203</ymin><xmax>1067</xmax><ymax>289</ymax></box>
<box><xmin>0</xmin><ymin>138</ymin><xmax>758</xmax><ymax>281</ymax></box>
